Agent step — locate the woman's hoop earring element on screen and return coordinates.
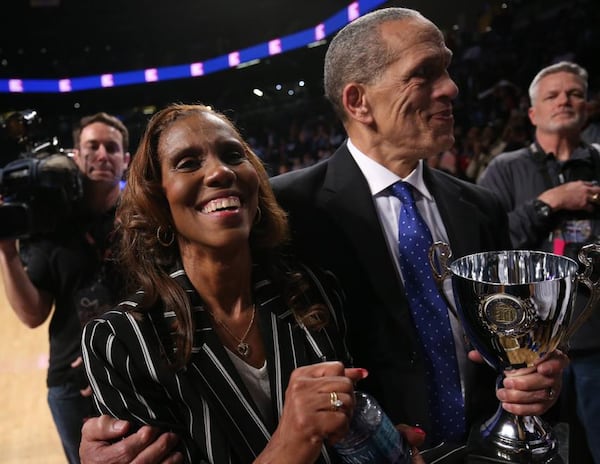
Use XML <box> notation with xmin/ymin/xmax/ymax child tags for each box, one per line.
<box><xmin>253</xmin><ymin>206</ymin><xmax>262</xmax><ymax>225</ymax></box>
<box><xmin>156</xmin><ymin>226</ymin><xmax>175</xmax><ymax>247</ymax></box>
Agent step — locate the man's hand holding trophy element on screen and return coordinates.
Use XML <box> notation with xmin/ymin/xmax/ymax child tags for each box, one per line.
<box><xmin>431</xmin><ymin>242</ymin><xmax>600</xmax><ymax>463</ymax></box>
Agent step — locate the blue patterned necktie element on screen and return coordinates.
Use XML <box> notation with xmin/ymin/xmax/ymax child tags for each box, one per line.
<box><xmin>391</xmin><ymin>181</ymin><xmax>465</xmax><ymax>443</ymax></box>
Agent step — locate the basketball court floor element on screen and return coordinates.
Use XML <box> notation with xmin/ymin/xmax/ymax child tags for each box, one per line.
<box><xmin>0</xmin><ymin>278</ymin><xmax>64</xmax><ymax>463</ymax></box>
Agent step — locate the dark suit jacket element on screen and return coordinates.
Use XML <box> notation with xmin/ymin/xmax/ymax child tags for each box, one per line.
<box><xmin>271</xmin><ymin>141</ymin><xmax>511</xmax><ymax>457</ymax></box>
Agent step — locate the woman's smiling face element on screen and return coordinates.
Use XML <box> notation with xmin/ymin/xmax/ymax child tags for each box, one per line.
<box><xmin>158</xmin><ymin>111</ymin><xmax>259</xmax><ymax>253</ymax></box>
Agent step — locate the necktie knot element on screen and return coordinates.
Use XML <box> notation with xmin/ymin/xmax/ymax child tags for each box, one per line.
<box><xmin>391</xmin><ymin>181</ymin><xmax>415</xmax><ymax>206</ymax></box>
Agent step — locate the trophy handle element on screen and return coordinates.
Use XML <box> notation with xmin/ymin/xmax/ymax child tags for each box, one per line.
<box><xmin>429</xmin><ymin>241</ymin><xmax>453</xmax><ymax>286</ymax></box>
<box><xmin>565</xmin><ymin>243</ymin><xmax>600</xmax><ymax>339</ymax></box>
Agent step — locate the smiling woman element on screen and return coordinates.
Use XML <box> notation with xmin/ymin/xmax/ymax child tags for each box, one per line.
<box><xmin>80</xmin><ymin>103</ymin><xmax>366</xmax><ymax>463</ymax></box>
<box><xmin>157</xmin><ymin>109</ymin><xmax>262</xmax><ymax>259</ymax></box>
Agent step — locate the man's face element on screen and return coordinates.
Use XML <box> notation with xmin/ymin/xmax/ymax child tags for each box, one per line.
<box><xmin>529</xmin><ymin>71</ymin><xmax>587</xmax><ymax>135</ymax></box>
<box><xmin>359</xmin><ymin>18</ymin><xmax>459</xmax><ymax>168</ymax></box>
<box><xmin>74</xmin><ymin>121</ymin><xmax>129</xmax><ymax>185</ymax></box>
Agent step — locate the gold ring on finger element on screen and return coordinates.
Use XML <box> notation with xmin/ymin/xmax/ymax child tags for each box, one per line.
<box><xmin>330</xmin><ymin>391</ymin><xmax>343</xmax><ymax>411</ymax></box>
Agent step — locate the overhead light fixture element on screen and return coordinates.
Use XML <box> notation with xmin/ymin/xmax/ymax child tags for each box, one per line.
<box><xmin>237</xmin><ymin>59</ymin><xmax>260</xmax><ymax>69</ymax></box>
<box><xmin>307</xmin><ymin>39</ymin><xmax>327</xmax><ymax>49</ymax></box>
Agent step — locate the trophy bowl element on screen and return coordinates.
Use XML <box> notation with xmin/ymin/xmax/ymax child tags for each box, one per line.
<box><xmin>430</xmin><ymin>242</ymin><xmax>600</xmax><ymax>463</ymax></box>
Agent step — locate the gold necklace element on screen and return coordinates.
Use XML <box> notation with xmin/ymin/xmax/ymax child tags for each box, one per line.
<box><xmin>208</xmin><ymin>305</ymin><xmax>256</xmax><ymax>357</ymax></box>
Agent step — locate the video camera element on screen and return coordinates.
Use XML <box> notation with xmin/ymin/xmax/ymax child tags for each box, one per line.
<box><xmin>0</xmin><ymin>110</ymin><xmax>84</xmax><ymax>239</ymax></box>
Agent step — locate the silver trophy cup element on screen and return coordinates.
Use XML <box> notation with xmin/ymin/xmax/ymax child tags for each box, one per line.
<box><xmin>430</xmin><ymin>242</ymin><xmax>600</xmax><ymax>463</ymax></box>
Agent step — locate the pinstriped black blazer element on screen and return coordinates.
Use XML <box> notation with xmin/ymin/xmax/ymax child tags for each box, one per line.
<box><xmin>82</xmin><ymin>261</ymin><xmax>351</xmax><ymax>464</ymax></box>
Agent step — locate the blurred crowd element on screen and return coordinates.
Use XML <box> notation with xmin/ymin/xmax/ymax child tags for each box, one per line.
<box><xmin>2</xmin><ymin>0</ymin><xmax>599</xmax><ymax>179</ymax></box>
<box><xmin>230</xmin><ymin>0</ymin><xmax>600</xmax><ymax>180</ymax></box>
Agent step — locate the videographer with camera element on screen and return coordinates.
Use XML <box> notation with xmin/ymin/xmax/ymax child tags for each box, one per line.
<box><xmin>0</xmin><ymin>112</ymin><xmax>130</xmax><ymax>464</ymax></box>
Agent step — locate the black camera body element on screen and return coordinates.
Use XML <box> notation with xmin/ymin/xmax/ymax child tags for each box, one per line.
<box><xmin>0</xmin><ymin>111</ymin><xmax>84</xmax><ymax>239</ymax></box>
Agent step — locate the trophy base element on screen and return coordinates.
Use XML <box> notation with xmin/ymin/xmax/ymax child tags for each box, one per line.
<box><xmin>466</xmin><ymin>407</ymin><xmax>563</xmax><ymax>463</ymax></box>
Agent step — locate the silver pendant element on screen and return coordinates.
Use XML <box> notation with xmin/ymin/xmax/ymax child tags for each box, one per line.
<box><xmin>237</xmin><ymin>342</ymin><xmax>250</xmax><ymax>357</ymax></box>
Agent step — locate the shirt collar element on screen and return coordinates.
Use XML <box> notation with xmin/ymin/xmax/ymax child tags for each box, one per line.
<box><xmin>532</xmin><ymin>140</ymin><xmax>593</xmax><ymax>163</ymax></box>
<box><xmin>347</xmin><ymin>138</ymin><xmax>433</xmax><ymax>200</ymax></box>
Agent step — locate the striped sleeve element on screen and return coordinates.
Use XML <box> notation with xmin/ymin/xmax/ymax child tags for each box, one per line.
<box><xmin>81</xmin><ymin>310</ymin><xmax>184</xmax><ymax>433</ymax></box>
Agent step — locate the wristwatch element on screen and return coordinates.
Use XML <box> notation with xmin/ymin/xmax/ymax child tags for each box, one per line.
<box><xmin>533</xmin><ymin>199</ymin><xmax>553</xmax><ymax>220</ymax></box>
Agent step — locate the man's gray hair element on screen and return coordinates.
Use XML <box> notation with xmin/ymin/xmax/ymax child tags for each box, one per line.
<box><xmin>528</xmin><ymin>61</ymin><xmax>588</xmax><ymax>104</ymax></box>
<box><xmin>323</xmin><ymin>7</ymin><xmax>426</xmax><ymax>121</ymax></box>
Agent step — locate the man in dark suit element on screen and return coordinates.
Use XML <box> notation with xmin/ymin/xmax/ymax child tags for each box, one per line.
<box><xmin>79</xmin><ymin>7</ymin><xmax>567</xmax><ymax>464</ymax></box>
<box><xmin>270</xmin><ymin>6</ymin><xmax>567</xmax><ymax>463</ymax></box>
<box><xmin>270</xmin><ymin>144</ymin><xmax>506</xmax><ymax>440</ymax></box>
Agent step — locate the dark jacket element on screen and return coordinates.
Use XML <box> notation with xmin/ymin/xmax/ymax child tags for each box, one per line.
<box><xmin>271</xmin><ymin>141</ymin><xmax>511</xmax><ymax>461</ymax></box>
<box><xmin>478</xmin><ymin>142</ymin><xmax>600</xmax><ymax>351</ymax></box>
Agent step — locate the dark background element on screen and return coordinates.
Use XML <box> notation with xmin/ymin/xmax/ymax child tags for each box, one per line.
<box><xmin>1</xmin><ymin>0</ymin><xmax>480</xmax><ymax>114</ymax></box>
<box><xmin>1</xmin><ymin>0</ymin><xmax>598</xmax><ymax>156</ymax></box>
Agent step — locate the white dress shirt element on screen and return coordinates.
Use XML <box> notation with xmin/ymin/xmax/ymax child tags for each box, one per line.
<box><xmin>347</xmin><ymin>139</ymin><xmax>468</xmax><ymax>398</ymax></box>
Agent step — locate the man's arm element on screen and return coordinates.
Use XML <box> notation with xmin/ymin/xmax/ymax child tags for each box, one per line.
<box><xmin>80</xmin><ymin>416</ymin><xmax>183</xmax><ymax>464</ymax></box>
<box><xmin>0</xmin><ymin>239</ymin><xmax>53</xmax><ymax>327</ymax></box>
<box><xmin>537</xmin><ymin>180</ymin><xmax>600</xmax><ymax>215</ymax></box>
<box><xmin>478</xmin><ymin>159</ymin><xmax>554</xmax><ymax>249</ymax></box>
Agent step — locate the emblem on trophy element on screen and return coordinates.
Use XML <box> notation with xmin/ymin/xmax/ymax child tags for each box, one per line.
<box><xmin>430</xmin><ymin>242</ymin><xmax>600</xmax><ymax>463</ymax></box>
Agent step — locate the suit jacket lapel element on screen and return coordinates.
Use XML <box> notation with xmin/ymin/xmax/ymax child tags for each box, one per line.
<box><xmin>255</xmin><ymin>270</ymin><xmax>338</xmax><ymax>464</ymax></box>
<box><xmin>252</xmin><ymin>268</ymin><xmax>309</xmax><ymax>423</ymax></box>
<box><xmin>171</xmin><ymin>270</ymin><xmax>270</xmax><ymax>462</ymax></box>
<box><xmin>318</xmin><ymin>144</ymin><xmax>417</xmax><ymax>337</ymax></box>
<box><xmin>181</xmin><ymin>267</ymin><xmax>333</xmax><ymax>463</ymax></box>
<box><xmin>424</xmin><ymin>166</ymin><xmax>487</xmax><ymax>258</ymax></box>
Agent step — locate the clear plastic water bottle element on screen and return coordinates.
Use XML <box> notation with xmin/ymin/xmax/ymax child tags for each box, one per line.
<box><xmin>333</xmin><ymin>390</ymin><xmax>411</xmax><ymax>464</ymax></box>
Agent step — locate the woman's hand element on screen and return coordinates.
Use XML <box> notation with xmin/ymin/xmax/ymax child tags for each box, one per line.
<box><xmin>255</xmin><ymin>361</ymin><xmax>365</xmax><ymax>464</ymax></box>
<box><xmin>395</xmin><ymin>424</ymin><xmax>426</xmax><ymax>464</ymax></box>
